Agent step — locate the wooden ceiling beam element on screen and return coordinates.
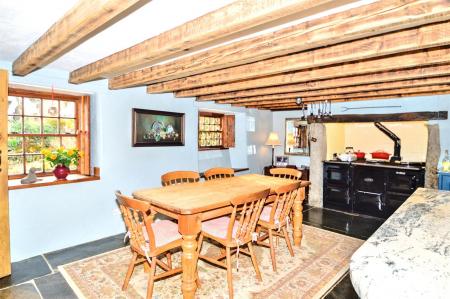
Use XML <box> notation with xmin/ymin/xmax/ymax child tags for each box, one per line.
<box><xmin>178</xmin><ymin>65</ymin><xmax>450</xmax><ymax>99</ymax></box>
<box><xmin>146</xmin><ymin>21</ymin><xmax>450</xmax><ymax>93</ymax></box>
<box><xmin>213</xmin><ymin>76</ymin><xmax>450</xmax><ymax>104</ymax></box>
<box><xmin>247</xmin><ymin>90</ymin><xmax>450</xmax><ymax>109</ymax></box>
<box><xmin>157</xmin><ymin>47</ymin><xmax>450</xmax><ymax>96</ymax></box>
<box><xmin>69</xmin><ymin>0</ymin><xmax>350</xmax><ymax>84</ymax></box>
<box><xmin>109</xmin><ymin>0</ymin><xmax>450</xmax><ymax>89</ymax></box>
<box><xmin>12</xmin><ymin>0</ymin><xmax>150</xmax><ymax>76</ymax></box>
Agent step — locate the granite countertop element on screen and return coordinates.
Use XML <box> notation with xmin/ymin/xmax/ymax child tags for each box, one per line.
<box><xmin>350</xmin><ymin>188</ymin><xmax>450</xmax><ymax>299</ymax></box>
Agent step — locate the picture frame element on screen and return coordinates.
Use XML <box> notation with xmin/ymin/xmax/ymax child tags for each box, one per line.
<box><xmin>132</xmin><ymin>108</ymin><xmax>185</xmax><ymax>147</ymax></box>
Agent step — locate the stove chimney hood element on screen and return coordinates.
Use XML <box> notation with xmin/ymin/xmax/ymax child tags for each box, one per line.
<box><xmin>374</xmin><ymin>122</ymin><xmax>401</xmax><ymax>162</ymax></box>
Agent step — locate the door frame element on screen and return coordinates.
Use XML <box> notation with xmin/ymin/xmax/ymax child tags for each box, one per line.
<box><xmin>0</xmin><ymin>69</ymin><xmax>11</xmax><ymax>278</ymax></box>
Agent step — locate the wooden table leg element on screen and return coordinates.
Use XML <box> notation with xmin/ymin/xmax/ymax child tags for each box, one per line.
<box><xmin>179</xmin><ymin>214</ymin><xmax>201</xmax><ymax>299</ymax></box>
<box><xmin>293</xmin><ymin>187</ymin><xmax>305</xmax><ymax>247</ymax></box>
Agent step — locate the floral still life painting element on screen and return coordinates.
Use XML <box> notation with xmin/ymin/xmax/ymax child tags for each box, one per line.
<box><xmin>132</xmin><ymin>108</ymin><xmax>185</xmax><ymax>147</ymax></box>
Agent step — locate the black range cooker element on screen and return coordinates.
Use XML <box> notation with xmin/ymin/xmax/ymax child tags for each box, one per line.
<box><xmin>323</xmin><ymin>160</ymin><xmax>425</xmax><ymax>219</ymax></box>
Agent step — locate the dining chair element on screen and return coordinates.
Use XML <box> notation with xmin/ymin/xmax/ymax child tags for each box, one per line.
<box><xmin>197</xmin><ymin>188</ymin><xmax>270</xmax><ymax>299</ymax></box>
<box><xmin>116</xmin><ymin>191</ymin><xmax>188</xmax><ymax>299</ymax></box>
<box><xmin>161</xmin><ymin>170</ymin><xmax>200</xmax><ymax>186</ymax></box>
<box><xmin>269</xmin><ymin>167</ymin><xmax>302</xmax><ymax>180</ymax></box>
<box><xmin>204</xmin><ymin>167</ymin><xmax>235</xmax><ymax>180</ymax></box>
<box><xmin>256</xmin><ymin>181</ymin><xmax>301</xmax><ymax>272</ymax></box>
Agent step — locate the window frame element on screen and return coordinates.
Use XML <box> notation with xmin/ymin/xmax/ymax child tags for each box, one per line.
<box><xmin>7</xmin><ymin>87</ymin><xmax>90</xmax><ymax>179</ymax></box>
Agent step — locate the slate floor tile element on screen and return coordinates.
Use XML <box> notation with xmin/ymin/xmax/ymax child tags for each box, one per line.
<box><xmin>44</xmin><ymin>233</ymin><xmax>125</xmax><ymax>269</ymax></box>
<box><xmin>35</xmin><ymin>272</ymin><xmax>77</xmax><ymax>299</ymax></box>
<box><xmin>324</xmin><ymin>273</ymin><xmax>359</xmax><ymax>299</ymax></box>
<box><xmin>0</xmin><ymin>255</ymin><xmax>51</xmax><ymax>289</ymax></box>
<box><xmin>0</xmin><ymin>283</ymin><xmax>41</xmax><ymax>299</ymax></box>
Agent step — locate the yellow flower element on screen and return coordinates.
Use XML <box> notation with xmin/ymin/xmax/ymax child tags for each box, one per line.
<box><xmin>79</xmin><ymin>151</ymin><xmax>84</xmax><ymax>157</ymax></box>
<box><xmin>50</xmin><ymin>154</ymin><xmax>57</xmax><ymax>160</ymax></box>
<box><xmin>58</xmin><ymin>146</ymin><xmax>65</xmax><ymax>151</ymax></box>
<box><xmin>41</xmin><ymin>149</ymin><xmax>49</xmax><ymax>156</ymax></box>
<box><xmin>67</xmin><ymin>149</ymin><xmax>74</xmax><ymax>156</ymax></box>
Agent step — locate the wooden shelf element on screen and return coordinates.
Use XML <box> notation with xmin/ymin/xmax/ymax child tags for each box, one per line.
<box><xmin>198</xmin><ymin>111</ymin><xmax>235</xmax><ymax>150</ymax></box>
<box><xmin>8</xmin><ymin>174</ymin><xmax>100</xmax><ymax>190</ymax></box>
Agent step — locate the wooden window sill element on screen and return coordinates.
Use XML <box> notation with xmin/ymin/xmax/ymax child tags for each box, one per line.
<box><xmin>8</xmin><ymin>174</ymin><xmax>100</xmax><ymax>190</ymax></box>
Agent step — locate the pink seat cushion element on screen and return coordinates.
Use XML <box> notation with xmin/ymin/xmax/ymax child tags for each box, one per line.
<box><xmin>202</xmin><ymin>216</ymin><xmax>238</xmax><ymax>240</ymax></box>
<box><xmin>259</xmin><ymin>204</ymin><xmax>283</xmax><ymax>222</ymax></box>
<box><xmin>151</xmin><ymin>220</ymin><xmax>181</xmax><ymax>247</ymax></box>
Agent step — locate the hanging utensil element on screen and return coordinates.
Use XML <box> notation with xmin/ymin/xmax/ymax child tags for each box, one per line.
<box><xmin>341</xmin><ymin>105</ymin><xmax>402</xmax><ymax>112</ymax></box>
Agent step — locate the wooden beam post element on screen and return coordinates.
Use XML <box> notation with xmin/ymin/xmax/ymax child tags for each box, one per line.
<box><xmin>12</xmin><ymin>0</ymin><xmax>150</xmax><ymax>76</ymax></box>
<box><xmin>152</xmin><ymin>47</ymin><xmax>450</xmax><ymax>95</ymax></box>
<box><xmin>110</xmin><ymin>0</ymin><xmax>450</xmax><ymax>89</ymax></box>
<box><xmin>0</xmin><ymin>69</ymin><xmax>11</xmax><ymax>278</ymax></box>
<box><xmin>70</xmin><ymin>0</ymin><xmax>353</xmax><ymax>84</ymax></box>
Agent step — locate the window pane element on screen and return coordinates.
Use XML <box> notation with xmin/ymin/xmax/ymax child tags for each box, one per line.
<box><xmin>8</xmin><ymin>96</ymin><xmax>22</xmax><ymax>115</ymax></box>
<box><xmin>25</xmin><ymin>136</ymin><xmax>43</xmax><ymax>154</ymax></box>
<box><xmin>43</xmin><ymin>99</ymin><xmax>59</xmax><ymax>117</ymax></box>
<box><xmin>8</xmin><ymin>137</ymin><xmax>23</xmax><ymax>154</ymax></box>
<box><xmin>43</xmin><ymin>117</ymin><xmax>58</xmax><ymax>134</ymax></box>
<box><xmin>26</xmin><ymin>155</ymin><xmax>43</xmax><ymax>173</ymax></box>
<box><xmin>60</xmin><ymin>118</ymin><xmax>76</xmax><ymax>134</ymax></box>
<box><xmin>8</xmin><ymin>156</ymin><xmax>24</xmax><ymax>175</ymax></box>
<box><xmin>43</xmin><ymin>136</ymin><xmax>60</xmax><ymax>150</ymax></box>
<box><xmin>23</xmin><ymin>97</ymin><xmax>41</xmax><ymax>116</ymax></box>
<box><xmin>60</xmin><ymin>101</ymin><xmax>75</xmax><ymax>118</ymax></box>
<box><xmin>8</xmin><ymin>116</ymin><xmax>22</xmax><ymax>134</ymax></box>
<box><xmin>24</xmin><ymin>117</ymin><xmax>41</xmax><ymax>134</ymax></box>
<box><xmin>62</xmin><ymin>137</ymin><xmax>77</xmax><ymax>149</ymax></box>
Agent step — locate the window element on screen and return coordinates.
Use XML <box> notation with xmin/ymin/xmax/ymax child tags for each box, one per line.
<box><xmin>7</xmin><ymin>88</ymin><xmax>90</xmax><ymax>179</ymax></box>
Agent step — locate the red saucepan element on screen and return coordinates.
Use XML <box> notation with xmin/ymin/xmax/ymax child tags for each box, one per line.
<box><xmin>355</xmin><ymin>151</ymin><xmax>366</xmax><ymax>160</ymax></box>
<box><xmin>371</xmin><ymin>150</ymin><xmax>391</xmax><ymax>160</ymax></box>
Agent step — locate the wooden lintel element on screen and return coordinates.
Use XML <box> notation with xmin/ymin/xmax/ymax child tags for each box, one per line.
<box><xmin>146</xmin><ymin>21</ymin><xmax>450</xmax><ymax>93</ymax></box>
<box><xmin>70</xmin><ymin>0</ymin><xmax>351</xmax><ymax>84</ymax></box>
<box><xmin>306</xmin><ymin>111</ymin><xmax>448</xmax><ymax>123</ymax></box>
<box><xmin>109</xmin><ymin>0</ymin><xmax>450</xmax><ymax>89</ymax></box>
<box><xmin>12</xmin><ymin>0</ymin><xmax>150</xmax><ymax>76</ymax></box>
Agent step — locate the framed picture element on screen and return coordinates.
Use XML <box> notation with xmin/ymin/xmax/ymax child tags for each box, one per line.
<box><xmin>276</xmin><ymin>156</ymin><xmax>289</xmax><ymax>167</ymax></box>
<box><xmin>132</xmin><ymin>108</ymin><xmax>185</xmax><ymax>147</ymax></box>
<box><xmin>285</xmin><ymin>118</ymin><xmax>310</xmax><ymax>156</ymax></box>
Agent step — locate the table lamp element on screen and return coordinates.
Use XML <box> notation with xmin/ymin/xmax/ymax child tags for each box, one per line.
<box><xmin>265</xmin><ymin>132</ymin><xmax>281</xmax><ymax>166</ymax></box>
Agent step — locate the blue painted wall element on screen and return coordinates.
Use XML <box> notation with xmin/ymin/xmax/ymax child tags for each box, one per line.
<box><xmin>1</xmin><ymin>61</ymin><xmax>272</xmax><ymax>261</ymax></box>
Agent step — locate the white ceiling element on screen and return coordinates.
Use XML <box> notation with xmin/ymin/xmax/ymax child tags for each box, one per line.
<box><xmin>0</xmin><ymin>0</ymin><xmax>374</xmax><ymax>72</ymax></box>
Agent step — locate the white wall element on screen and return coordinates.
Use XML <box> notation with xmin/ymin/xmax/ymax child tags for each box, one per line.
<box><xmin>1</xmin><ymin>61</ymin><xmax>271</xmax><ymax>261</ymax></box>
<box><xmin>272</xmin><ymin>95</ymin><xmax>450</xmax><ymax>167</ymax></box>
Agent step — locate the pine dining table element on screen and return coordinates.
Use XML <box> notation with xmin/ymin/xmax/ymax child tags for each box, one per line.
<box><xmin>133</xmin><ymin>173</ymin><xmax>310</xmax><ymax>299</ymax></box>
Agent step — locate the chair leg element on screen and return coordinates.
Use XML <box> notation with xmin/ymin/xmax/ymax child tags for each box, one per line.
<box><xmin>146</xmin><ymin>257</ymin><xmax>157</xmax><ymax>299</ymax></box>
<box><xmin>166</xmin><ymin>252</ymin><xmax>172</xmax><ymax>269</ymax></box>
<box><xmin>226</xmin><ymin>247</ymin><xmax>234</xmax><ymax>299</ymax></box>
<box><xmin>248</xmin><ymin>243</ymin><xmax>262</xmax><ymax>281</ymax></box>
<box><xmin>282</xmin><ymin>227</ymin><xmax>294</xmax><ymax>257</ymax></box>
<box><xmin>268</xmin><ymin>229</ymin><xmax>277</xmax><ymax>272</ymax></box>
<box><xmin>122</xmin><ymin>251</ymin><xmax>138</xmax><ymax>290</ymax></box>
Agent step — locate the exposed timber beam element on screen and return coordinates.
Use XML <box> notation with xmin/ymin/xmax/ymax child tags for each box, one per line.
<box><xmin>236</xmin><ymin>85</ymin><xmax>450</xmax><ymax>107</ymax></box>
<box><xmin>306</xmin><ymin>111</ymin><xmax>448</xmax><ymax>123</ymax></box>
<box><xmin>176</xmin><ymin>65</ymin><xmax>450</xmax><ymax>98</ymax></box>
<box><xmin>70</xmin><ymin>0</ymin><xmax>352</xmax><ymax>84</ymax></box>
<box><xmin>251</xmin><ymin>91</ymin><xmax>450</xmax><ymax>110</ymax></box>
<box><xmin>109</xmin><ymin>0</ymin><xmax>450</xmax><ymax>89</ymax></box>
<box><xmin>152</xmin><ymin>47</ymin><xmax>450</xmax><ymax>95</ymax></box>
<box><xmin>144</xmin><ymin>21</ymin><xmax>450</xmax><ymax>93</ymax></box>
<box><xmin>213</xmin><ymin>76</ymin><xmax>450</xmax><ymax>104</ymax></box>
<box><xmin>12</xmin><ymin>0</ymin><xmax>150</xmax><ymax>76</ymax></box>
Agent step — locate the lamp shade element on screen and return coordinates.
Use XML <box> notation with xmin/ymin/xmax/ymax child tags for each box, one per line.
<box><xmin>265</xmin><ymin>132</ymin><xmax>281</xmax><ymax>146</ymax></box>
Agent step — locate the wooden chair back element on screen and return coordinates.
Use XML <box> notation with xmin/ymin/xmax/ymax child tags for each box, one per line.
<box><xmin>227</xmin><ymin>188</ymin><xmax>270</xmax><ymax>244</ymax></box>
<box><xmin>204</xmin><ymin>167</ymin><xmax>235</xmax><ymax>180</ymax></box>
<box><xmin>269</xmin><ymin>167</ymin><xmax>302</xmax><ymax>180</ymax></box>
<box><xmin>115</xmin><ymin>191</ymin><xmax>156</xmax><ymax>251</ymax></box>
<box><xmin>268</xmin><ymin>182</ymin><xmax>301</xmax><ymax>225</ymax></box>
<box><xmin>161</xmin><ymin>171</ymin><xmax>200</xmax><ymax>186</ymax></box>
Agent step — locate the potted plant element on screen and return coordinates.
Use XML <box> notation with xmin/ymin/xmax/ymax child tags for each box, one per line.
<box><xmin>41</xmin><ymin>147</ymin><xmax>82</xmax><ymax>180</ymax></box>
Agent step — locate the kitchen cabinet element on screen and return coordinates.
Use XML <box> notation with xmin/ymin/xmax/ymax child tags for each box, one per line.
<box><xmin>198</xmin><ymin>112</ymin><xmax>235</xmax><ymax>150</ymax></box>
<box><xmin>438</xmin><ymin>172</ymin><xmax>450</xmax><ymax>190</ymax></box>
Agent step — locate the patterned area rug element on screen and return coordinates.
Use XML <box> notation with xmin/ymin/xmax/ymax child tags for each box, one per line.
<box><xmin>60</xmin><ymin>225</ymin><xmax>363</xmax><ymax>298</ymax></box>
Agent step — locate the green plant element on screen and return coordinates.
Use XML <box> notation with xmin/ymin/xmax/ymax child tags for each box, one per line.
<box><xmin>41</xmin><ymin>147</ymin><xmax>82</xmax><ymax>168</ymax></box>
